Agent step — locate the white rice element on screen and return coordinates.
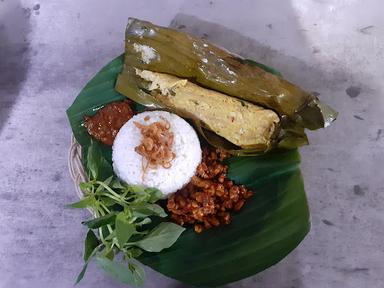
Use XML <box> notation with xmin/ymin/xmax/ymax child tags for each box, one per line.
<box><xmin>112</xmin><ymin>111</ymin><xmax>202</xmax><ymax>196</ymax></box>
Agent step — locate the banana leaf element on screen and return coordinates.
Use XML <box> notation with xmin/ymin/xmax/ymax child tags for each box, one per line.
<box><xmin>66</xmin><ymin>55</ymin><xmax>310</xmax><ymax>287</ymax></box>
<box><xmin>121</xmin><ymin>18</ymin><xmax>337</xmax><ymax>130</ymax></box>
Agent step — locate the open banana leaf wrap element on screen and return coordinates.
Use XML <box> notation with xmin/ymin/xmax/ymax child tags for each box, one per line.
<box><xmin>115</xmin><ymin>18</ymin><xmax>337</xmax><ymax>154</ymax></box>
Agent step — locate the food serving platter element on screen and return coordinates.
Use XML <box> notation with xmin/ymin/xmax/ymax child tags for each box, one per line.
<box><xmin>67</xmin><ymin>54</ymin><xmax>310</xmax><ymax>287</ymax></box>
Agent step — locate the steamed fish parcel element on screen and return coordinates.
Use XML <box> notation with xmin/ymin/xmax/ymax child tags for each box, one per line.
<box><xmin>121</xmin><ymin>18</ymin><xmax>337</xmax><ymax>131</ymax></box>
<box><xmin>134</xmin><ymin>69</ymin><xmax>280</xmax><ymax>150</ymax></box>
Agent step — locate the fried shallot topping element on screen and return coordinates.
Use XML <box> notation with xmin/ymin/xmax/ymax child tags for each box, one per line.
<box><xmin>134</xmin><ymin>117</ymin><xmax>175</xmax><ymax>176</ymax></box>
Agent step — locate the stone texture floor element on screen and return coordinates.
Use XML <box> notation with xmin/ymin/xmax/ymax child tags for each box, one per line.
<box><xmin>0</xmin><ymin>0</ymin><xmax>383</xmax><ymax>287</ymax></box>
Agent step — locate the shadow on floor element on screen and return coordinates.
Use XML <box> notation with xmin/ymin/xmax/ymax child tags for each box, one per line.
<box><xmin>0</xmin><ymin>0</ymin><xmax>31</xmax><ymax>133</ymax></box>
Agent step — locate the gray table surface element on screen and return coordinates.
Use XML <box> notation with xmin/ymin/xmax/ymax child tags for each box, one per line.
<box><xmin>1</xmin><ymin>0</ymin><xmax>383</xmax><ymax>287</ymax></box>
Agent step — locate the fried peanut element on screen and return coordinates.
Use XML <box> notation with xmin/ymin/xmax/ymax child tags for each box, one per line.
<box><xmin>167</xmin><ymin>147</ymin><xmax>254</xmax><ymax>233</ymax></box>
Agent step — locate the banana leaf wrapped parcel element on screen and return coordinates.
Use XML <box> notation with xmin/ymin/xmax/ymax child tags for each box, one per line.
<box><xmin>115</xmin><ymin>18</ymin><xmax>337</xmax><ymax>154</ymax></box>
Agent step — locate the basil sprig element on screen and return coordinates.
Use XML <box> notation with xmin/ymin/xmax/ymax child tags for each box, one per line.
<box><xmin>69</xmin><ymin>141</ymin><xmax>185</xmax><ymax>286</ymax></box>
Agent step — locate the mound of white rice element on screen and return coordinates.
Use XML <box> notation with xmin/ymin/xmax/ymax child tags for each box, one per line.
<box><xmin>112</xmin><ymin>111</ymin><xmax>202</xmax><ymax>196</ymax></box>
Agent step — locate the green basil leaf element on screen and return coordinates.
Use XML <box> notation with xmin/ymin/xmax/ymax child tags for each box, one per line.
<box><xmin>145</xmin><ymin>187</ymin><xmax>164</xmax><ymax>203</ymax></box>
<box><xmin>125</xmin><ymin>248</ymin><xmax>143</xmax><ymax>258</ymax></box>
<box><xmin>103</xmin><ymin>176</ymin><xmax>113</xmax><ymax>187</ymax></box>
<box><xmin>79</xmin><ymin>181</ymin><xmax>95</xmax><ymax>193</ymax></box>
<box><xmin>131</xmin><ymin>203</ymin><xmax>167</xmax><ymax>218</ymax></box>
<box><xmin>95</xmin><ymin>176</ymin><xmax>114</xmax><ymax>194</ymax></box>
<box><xmin>130</xmin><ymin>186</ymin><xmax>164</xmax><ymax>203</ymax></box>
<box><xmin>84</xmin><ymin>230</ymin><xmax>100</xmax><ymax>261</ymax></box>
<box><xmin>133</xmin><ymin>222</ymin><xmax>185</xmax><ymax>252</ymax></box>
<box><xmin>111</xmin><ymin>179</ymin><xmax>125</xmax><ymax>189</ymax></box>
<box><xmin>129</xmin><ymin>185</ymin><xmax>146</xmax><ymax>193</ymax></box>
<box><xmin>115</xmin><ymin>213</ymin><xmax>135</xmax><ymax>247</ymax></box>
<box><xmin>95</xmin><ymin>256</ymin><xmax>142</xmax><ymax>286</ymax></box>
<box><xmin>95</xmin><ymin>183</ymin><xmax>105</xmax><ymax>193</ymax></box>
<box><xmin>75</xmin><ymin>263</ymin><xmax>88</xmax><ymax>285</ymax></box>
<box><xmin>99</xmin><ymin>196</ymin><xmax>118</xmax><ymax>207</ymax></box>
<box><xmin>86</xmin><ymin>141</ymin><xmax>113</xmax><ymax>181</ymax></box>
<box><xmin>129</xmin><ymin>262</ymin><xmax>146</xmax><ymax>287</ymax></box>
<box><xmin>136</xmin><ymin>218</ymin><xmax>151</xmax><ymax>226</ymax></box>
<box><xmin>82</xmin><ymin>213</ymin><xmax>116</xmax><ymax>229</ymax></box>
<box><xmin>67</xmin><ymin>196</ymin><xmax>95</xmax><ymax>209</ymax></box>
<box><xmin>76</xmin><ymin>234</ymin><xmax>100</xmax><ymax>285</ymax></box>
